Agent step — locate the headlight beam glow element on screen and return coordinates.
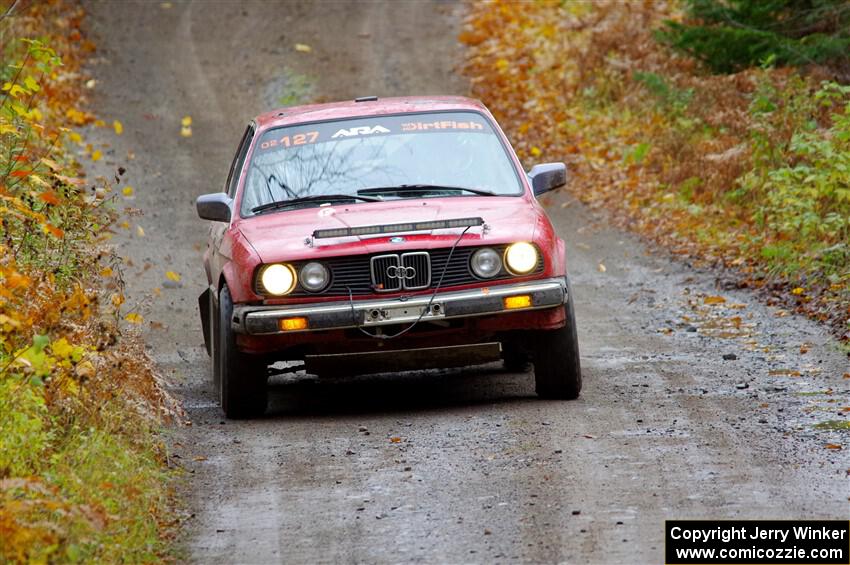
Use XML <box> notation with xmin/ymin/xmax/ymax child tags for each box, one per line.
<box><xmin>260</xmin><ymin>263</ymin><xmax>296</xmax><ymax>295</ymax></box>
<box><xmin>504</xmin><ymin>242</ymin><xmax>538</xmax><ymax>274</ymax></box>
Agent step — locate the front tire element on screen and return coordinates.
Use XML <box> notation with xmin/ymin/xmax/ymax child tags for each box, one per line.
<box><xmin>532</xmin><ymin>278</ymin><xmax>582</xmax><ymax>400</ymax></box>
<box><xmin>215</xmin><ymin>285</ymin><xmax>268</xmax><ymax>418</ymax></box>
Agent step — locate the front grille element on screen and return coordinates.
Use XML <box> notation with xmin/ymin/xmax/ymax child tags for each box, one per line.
<box><xmin>259</xmin><ymin>244</ymin><xmax>544</xmax><ymax>297</ymax></box>
<box><xmin>401</xmin><ymin>252</ymin><xmax>430</xmax><ymax>290</ymax></box>
<box><xmin>368</xmin><ymin>252</ymin><xmax>432</xmax><ymax>292</ymax></box>
<box><xmin>370</xmin><ymin>255</ymin><xmax>402</xmax><ymax>292</ymax></box>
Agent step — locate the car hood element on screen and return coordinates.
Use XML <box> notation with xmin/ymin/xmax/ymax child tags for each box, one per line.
<box><xmin>237</xmin><ymin>196</ymin><xmax>541</xmax><ymax>263</ymax></box>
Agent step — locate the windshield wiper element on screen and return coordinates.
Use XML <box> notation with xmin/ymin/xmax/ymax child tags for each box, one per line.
<box><xmin>357</xmin><ymin>184</ymin><xmax>497</xmax><ymax>197</ymax></box>
<box><xmin>251</xmin><ymin>193</ymin><xmax>380</xmax><ymax>214</ymax></box>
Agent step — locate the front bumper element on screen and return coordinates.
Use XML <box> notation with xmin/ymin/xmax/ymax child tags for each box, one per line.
<box><xmin>232</xmin><ymin>277</ymin><xmax>567</xmax><ymax>335</ymax></box>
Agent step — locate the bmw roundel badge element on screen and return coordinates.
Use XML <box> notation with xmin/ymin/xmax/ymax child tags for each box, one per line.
<box><xmin>389</xmin><ymin>236</ymin><xmax>405</xmax><ymax>244</ymax></box>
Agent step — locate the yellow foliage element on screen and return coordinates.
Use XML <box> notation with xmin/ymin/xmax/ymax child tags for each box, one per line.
<box><xmin>124</xmin><ymin>312</ymin><xmax>143</xmax><ymax>324</ymax></box>
<box><xmin>0</xmin><ymin>2</ymin><xmax>180</xmax><ymax>561</ymax></box>
<box><xmin>461</xmin><ymin>0</ymin><xmax>850</xmax><ymax>341</ymax></box>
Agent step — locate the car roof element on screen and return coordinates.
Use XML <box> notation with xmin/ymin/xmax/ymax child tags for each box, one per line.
<box><xmin>253</xmin><ymin>95</ymin><xmax>491</xmax><ymax>130</ymax></box>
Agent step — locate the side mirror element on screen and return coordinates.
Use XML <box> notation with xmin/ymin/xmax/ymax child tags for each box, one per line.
<box><xmin>528</xmin><ymin>162</ymin><xmax>568</xmax><ymax>196</ymax></box>
<box><xmin>196</xmin><ymin>193</ymin><xmax>232</xmax><ymax>222</ymax></box>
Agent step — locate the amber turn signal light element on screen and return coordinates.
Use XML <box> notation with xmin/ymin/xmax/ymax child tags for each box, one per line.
<box><xmin>279</xmin><ymin>317</ymin><xmax>308</xmax><ymax>331</ymax></box>
<box><xmin>503</xmin><ymin>295</ymin><xmax>532</xmax><ymax>310</ymax></box>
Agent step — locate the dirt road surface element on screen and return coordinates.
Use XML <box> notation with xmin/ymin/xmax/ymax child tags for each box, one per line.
<box><xmin>82</xmin><ymin>1</ymin><xmax>848</xmax><ymax>563</ymax></box>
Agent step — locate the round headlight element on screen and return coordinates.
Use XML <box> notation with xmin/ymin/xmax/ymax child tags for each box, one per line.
<box><xmin>299</xmin><ymin>262</ymin><xmax>330</xmax><ymax>292</ymax></box>
<box><xmin>260</xmin><ymin>264</ymin><xmax>296</xmax><ymax>295</ymax></box>
<box><xmin>505</xmin><ymin>242</ymin><xmax>538</xmax><ymax>274</ymax></box>
<box><xmin>470</xmin><ymin>247</ymin><xmax>502</xmax><ymax>279</ymax></box>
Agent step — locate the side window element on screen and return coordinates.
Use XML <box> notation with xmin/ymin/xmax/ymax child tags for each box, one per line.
<box><xmin>225</xmin><ymin>125</ymin><xmax>254</xmax><ymax>197</ymax></box>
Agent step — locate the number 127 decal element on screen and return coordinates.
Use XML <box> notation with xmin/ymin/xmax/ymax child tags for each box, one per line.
<box><xmin>260</xmin><ymin>131</ymin><xmax>319</xmax><ymax>150</ymax></box>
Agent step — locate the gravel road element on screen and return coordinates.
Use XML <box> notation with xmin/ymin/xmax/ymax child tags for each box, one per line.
<box><xmin>82</xmin><ymin>1</ymin><xmax>848</xmax><ymax>563</ymax></box>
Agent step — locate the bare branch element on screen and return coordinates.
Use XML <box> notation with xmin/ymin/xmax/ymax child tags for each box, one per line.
<box><xmin>0</xmin><ymin>0</ymin><xmax>20</xmax><ymax>23</ymax></box>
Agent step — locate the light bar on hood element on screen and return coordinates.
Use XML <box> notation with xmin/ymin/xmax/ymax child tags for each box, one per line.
<box><xmin>312</xmin><ymin>217</ymin><xmax>485</xmax><ymax>240</ymax></box>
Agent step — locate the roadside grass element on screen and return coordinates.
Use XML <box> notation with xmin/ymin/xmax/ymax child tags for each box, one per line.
<box><xmin>0</xmin><ymin>2</ymin><xmax>179</xmax><ymax>562</ymax></box>
<box><xmin>813</xmin><ymin>420</ymin><xmax>850</xmax><ymax>431</ymax></box>
<box><xmin>274</xmin><ymin>68</ymin><xmax>315</xmax><ymax>107</ymax></box>
<box><xmin>460</xmin><ymin>0</ymin><xmax>850</xmax><ymax>345</ymax></box>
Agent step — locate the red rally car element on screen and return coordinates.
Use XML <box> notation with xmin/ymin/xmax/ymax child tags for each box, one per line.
<box><xmin>196</xmin><ymin>96</ymin><xmax>581</xmax><ymax>418</ymax></box>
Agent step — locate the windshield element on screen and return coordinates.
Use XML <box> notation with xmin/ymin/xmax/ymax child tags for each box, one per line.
<box><xmin>240</xmin><ymin>111</ymin><xmax>522</xmax><ymax>216</ymax></box>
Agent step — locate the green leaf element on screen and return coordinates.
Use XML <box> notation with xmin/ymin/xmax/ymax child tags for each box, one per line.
<box><xmin>24</xmin><ymin>75</ymin><xmax>39</xmax><ymax>93</ymax></box>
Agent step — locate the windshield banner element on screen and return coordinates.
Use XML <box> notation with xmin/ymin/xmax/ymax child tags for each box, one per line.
<box><xmin>257</xmin><ymin>112</ymin><xmax>494</xmax><ymax>153</ymax></box>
